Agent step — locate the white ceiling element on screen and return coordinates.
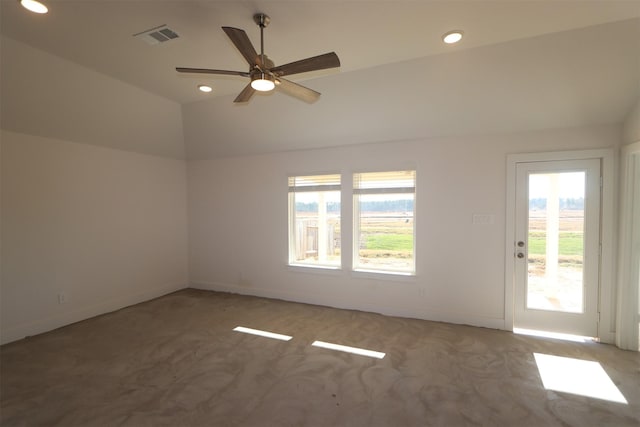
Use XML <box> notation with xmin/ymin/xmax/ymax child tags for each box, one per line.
<box><xmin>1</xmin><ymin>1</ymin><xmax>639</xmax><ymax>159</ymax></box>
<box><xmin>182</xmin><ymin>17</ymin><xmax>640</xmax><ymax>158</ymax></box>
<box><xmin>2</xmin><ymin>0</ymin><xmax>639</xmax><ymax>105</ymax></box>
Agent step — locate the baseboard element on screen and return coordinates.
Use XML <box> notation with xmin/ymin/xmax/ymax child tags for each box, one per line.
<box><xmin>189</xmin><ymin>281</ymin><xmax>506</xmax><ymax>331</ymax></box>
<box><xmin>599</xmin><ymin>331</ymin><xmax>615</xmax><ymax>345</ymax></box>
<box><xmin>0</xmin><ymin>282</ymin><xmax>187</xmax><ymax>345</ymax></box>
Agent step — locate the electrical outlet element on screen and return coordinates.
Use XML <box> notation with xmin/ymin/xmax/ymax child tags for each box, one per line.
<box><xmin>58</xmin><ymin>293</ymin><xmax>66</xmax><ymax>304</ymax></box>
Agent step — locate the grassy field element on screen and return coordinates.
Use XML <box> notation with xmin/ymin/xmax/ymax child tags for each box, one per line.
<box><xmin>526</xmin><ymin>210</ymin><xmax>584</xmax><ymax>270</ymax></box>
<box><xmin>356</xmin><ymin>217</ymin><xmax>413</xmax><ymax>270</ymax></box>
<box><xmin>359</xmin><ymin>216</ymin><xmax>583</xmax><ymax>256</ymax></box>
<box><xmin>307</xmin><ymin>210</ymin><xmax>585</xmax><ymax>271</ymax></box>
<box><xmin>360</xmin><ymin>231</ymin><xmax>584</xmax><ymax>256</ymax></box>
<box><xmin>527</xmin><ymin>231</ymin><xmax>583</xmax><ymax>256</ymax></box>
<box><xmin>358</xmin><ymin>217</ymin><xmax>413</xmax><ymax>266</ymax></box>
<box><xmin>362</xmin><ymin>233</ymin><xmax>413</xmax><ymax>251</ymax></box>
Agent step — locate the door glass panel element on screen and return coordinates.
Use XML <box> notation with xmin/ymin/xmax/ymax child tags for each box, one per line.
<box><xmin>527</xmin><ymin>172</ymin><xmax>585</xmax><ymax>313</ymax></box>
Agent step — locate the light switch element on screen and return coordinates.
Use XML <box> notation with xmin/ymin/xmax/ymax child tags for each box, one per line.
<box><xmin>473</xmin><ymin>214</ymin><xmax>495</xmax><ymax>225</ymax></box>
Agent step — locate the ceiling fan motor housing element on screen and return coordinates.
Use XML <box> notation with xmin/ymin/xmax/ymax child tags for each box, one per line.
<box><xmin>253</xmin><ymin>55</ymin><xmax>275</xmax><ymax>71</ymax></box>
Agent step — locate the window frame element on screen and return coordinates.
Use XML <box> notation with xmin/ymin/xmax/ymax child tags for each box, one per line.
<box><xmin>287</xmin><ymin>173</ymin><xmax>342</xmax><ymax>270</ymax></box>
<box><xmin>352</xmin><ymin>170</ymin><xmax>417</xmax><ymax>276</ymax></box>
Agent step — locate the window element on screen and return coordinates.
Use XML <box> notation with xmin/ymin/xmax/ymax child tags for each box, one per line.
<box><xmin>288</xmin><ymin>174</ymin><xmax>341</xmax><ymax>268</ymax></box>
<box><xmin>353</xmin><ymin>170</ymin><xmax>416</xmax><ymax>274</ymax></box>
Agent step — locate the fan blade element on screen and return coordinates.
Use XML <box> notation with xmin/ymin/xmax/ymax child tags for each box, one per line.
<box><xmin>275</xmin><ymin>77</ymin><xmax>320</xmax><ymax>103</ymax></box>
<box><xmin>234</xmin><ymin>83</ymin><xmax>256</xmax><ymax>103</ymax></box>
<box><xmin>222</xmin><ymin>27</ymin><xmax>259</xmax><ymax>66</ymax></box>
<box><xmin>270</xmin><ymin>52</ymin><xmax>340</xmax><ymax>77</ymax></box>
<box><xmin>176</xmin><ymin>67</ymin><xmax>250</xmax><ymax>77</ymax></box>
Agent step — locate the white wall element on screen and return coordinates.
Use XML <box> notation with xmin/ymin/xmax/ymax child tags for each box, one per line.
<box><xmin>0</xmin><ymin>32</ymin><xmax>189</xmax><ymax>344</ymax></box>
<box><xmin>617</xmin><ymin>98</ymin><xmax>640</xmax><ymax>350</ymax></box>
<box><xmin>623</xmin><ymin>97</ymin><xmax>640</xmax><ymax>145</ymax></box>
<box><xmin>616</xmin><ymin>141</ymin><xmax>640</xmax><ymax>350</ymax></box>
<box><xmin>0</xmin><ymin>19</ymin><xmax>632</xmax><ymax>344</ymax></box>
<box><xmin>188</xmin><ymin>124</ymin><xmax>620</xmax><ymax>330</ymax></box>
<box><xmin>1</xmin><ymin>131</ymin><xmax>189</xmax><ymax>344</ymax></box>
<box><xmin>0</xmin><ymin>36</ymin><xmax>185</xmax><ymax>159</ymax></box>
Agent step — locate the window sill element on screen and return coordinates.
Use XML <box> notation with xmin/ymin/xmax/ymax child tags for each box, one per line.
<box><xmin>287</xmin><ymin>264</ymin><xmax>342</xmax><ymax>275</ymax></box>
<box><xmin>351</xmin><ymin>269</ymin><xmax>417</xmax><ymax>282</ymax></box>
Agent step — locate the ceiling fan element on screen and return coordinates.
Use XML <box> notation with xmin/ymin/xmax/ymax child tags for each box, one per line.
<box><xmin>177</xmin><ymin>13</ymin><xmax>340</xmax><ymax>103</ymax></box>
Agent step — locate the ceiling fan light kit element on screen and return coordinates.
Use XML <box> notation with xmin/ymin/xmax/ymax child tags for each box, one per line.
<box><xmin>251</xmin><ymin>72</ymin><xmax>275</xmax><ymax>92</ymax></box>
<box><xmin>177</xmin><ymin>13</ymin><xmax>340</xmax><ymax>103</ymax></box>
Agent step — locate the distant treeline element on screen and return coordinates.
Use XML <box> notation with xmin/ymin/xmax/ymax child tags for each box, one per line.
<box><xmin>529</xmin><ymin>198</ymin><xmax>584</xmax><ymax>210</ymax></box>
<box><xmin>297</xmin><ymin>200</ymin><xmax>414</xmax><ymax>213</ymax></box>
<box><xmin>295</xmin><ymin>198</ymin><xmax>582</xmax><ymax>212</ymax></box>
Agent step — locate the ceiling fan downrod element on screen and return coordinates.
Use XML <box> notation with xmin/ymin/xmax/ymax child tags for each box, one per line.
<box><xmin>254</xmin><ymin>13</ymin><xmax>270</xmax><ymax>70</ymax></box>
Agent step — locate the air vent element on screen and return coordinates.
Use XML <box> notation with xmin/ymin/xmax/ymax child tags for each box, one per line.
<box><xmin>134</xmin><ymin>25</ymin><xmax>180</xmax><ymax>45</ymax></box>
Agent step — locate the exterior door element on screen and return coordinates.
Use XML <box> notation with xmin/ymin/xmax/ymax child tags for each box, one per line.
<box><xmin>514</xmin><ymin>159</ymin><xmax>601</xmax><ymax>337</ymax></box>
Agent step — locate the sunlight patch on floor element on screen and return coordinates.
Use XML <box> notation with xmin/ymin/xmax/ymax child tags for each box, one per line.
<box><xmin>233</xmin><ymin>326</ymin><xmax>293</xmax><ymax>341</ymax></box>
<box><xmin>514</xmin><ymin>327</ymin><xmax>595</xmax><ymax>343</ymax></box>
<box><xmin>312</xmin><ymin>340</ymin><xmax>385</xmax><ymax>359</ymax></box>
<box><xmin>534</xmin><ymin>353</ymin><xmax>628</xmax><ymax>404</ymax></box>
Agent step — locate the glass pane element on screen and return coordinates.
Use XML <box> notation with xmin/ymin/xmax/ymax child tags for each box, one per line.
<box><xmin>527</xmin><ymin>172</ymin><xmax>585</xmax><ymax>313</ymax></box>
<box><xmin>355</xmin><ymin>193</ymin><xmax>414</xmax><ymax>273</ymax></box>
<box><xmin>291</xmin><ymin>191</ymin><xmax>340</xmax><ymax>267</ymax></box>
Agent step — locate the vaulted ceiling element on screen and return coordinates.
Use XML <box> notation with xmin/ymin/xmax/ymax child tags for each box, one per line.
<box><xmin>2</xmin><ymin>1</ymin><xmax>639</xmax><ymax>159</ymax></box>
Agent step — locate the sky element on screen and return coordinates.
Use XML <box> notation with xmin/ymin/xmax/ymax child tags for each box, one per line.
<box><xmin>528</xmin><ymin>172</ymin><xmax>585</xmax><ymax>199</ymax></box>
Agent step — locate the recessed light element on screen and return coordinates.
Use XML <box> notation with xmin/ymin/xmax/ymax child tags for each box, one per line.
<box><xmin>19</xmin><ymin>0</ymin><xmax>48</xmax><ymax>14</ymax></box>
<box><xmin>198</xmin><ymin>85</ymin><xmax>212</xmax><ymax>93</ymax></box>
<box><xmin>442</xmin><ymin>30</ymin><xmax>463</xmax><ymax>44</ymax></box>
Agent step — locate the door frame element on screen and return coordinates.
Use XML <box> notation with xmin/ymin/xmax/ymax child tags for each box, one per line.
<box><xmin>505</xmin><ymin>149</ymin><xmax>616</xmax><ymax>342</ymax></box>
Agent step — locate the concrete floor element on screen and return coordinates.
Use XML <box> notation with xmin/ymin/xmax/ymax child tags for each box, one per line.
<box><xmin>1</xmin><ymin>289</ymin><xmax>639</xmax><ymax>426</ymax></box>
